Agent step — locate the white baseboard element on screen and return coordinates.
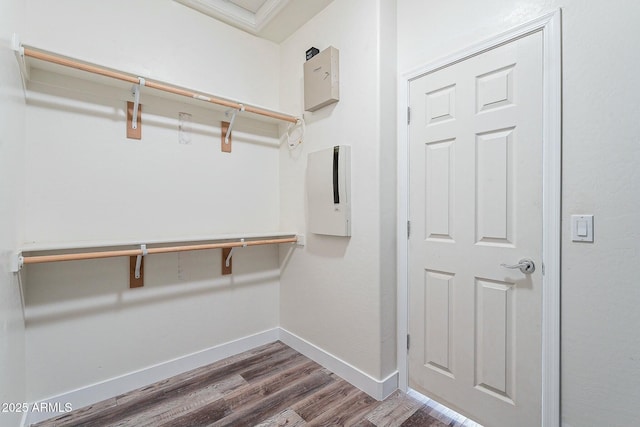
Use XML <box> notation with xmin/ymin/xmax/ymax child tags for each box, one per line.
<box><xmin>24</xmin><ymin>327</ymin><xmax>398</xmax><ymax>426</ymax></box>
<box><xmin>278</xmin><ymin>328</ymin><xmax>398</xmax><ymax>401</ymax></box>
<box><xmin>24</xmin><ymin>328</ymin><xmax>279</xmax><ymax>426</ymax></box>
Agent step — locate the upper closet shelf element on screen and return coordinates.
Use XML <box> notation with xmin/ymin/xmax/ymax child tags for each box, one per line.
<box><xmin>12</xmin><ymin>36</ymin><xmax>299</xmax><ymax>125</ymax></box>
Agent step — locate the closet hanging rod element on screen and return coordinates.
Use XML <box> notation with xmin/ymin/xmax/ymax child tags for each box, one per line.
<box><xmin>21</xmin><ymin>47</ymin><xmax>298</xmax><ymax>124</ymax></box>
<box><xmin>20</xmin><ymin>236</ymin><xmax>298</xmax><ymax>265</ymax></box>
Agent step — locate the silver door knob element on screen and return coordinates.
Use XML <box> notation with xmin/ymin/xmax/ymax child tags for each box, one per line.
<box><xmin>500</xmin><ymin>258</ymin><xmax>535</xmax><ymax>274</ymax></box>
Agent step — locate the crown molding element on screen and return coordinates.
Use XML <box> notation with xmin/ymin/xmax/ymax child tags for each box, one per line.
<box><xmin>175</xmin><ymin>0</ymin><xmax>290</xmax><ymax>34</ymax></box>
<box><xmin>174</xmin><ymin>0</ymin><xmax>333</xmax><ymax>42</ymax></box>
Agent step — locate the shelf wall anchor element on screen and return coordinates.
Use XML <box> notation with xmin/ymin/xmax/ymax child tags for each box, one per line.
<box><xmin>10</xmin><ymin>252</ymin><xmax>24</xmax><ymax>273</ymax></box>
<box><xmin>11</xmin><ymin>34</ymin><xmax>28</xmax><ymax>92</ymax></box>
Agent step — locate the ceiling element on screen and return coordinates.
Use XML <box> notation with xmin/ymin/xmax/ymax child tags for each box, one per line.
<box><xmin>174</xmin><ymin>0</ymin><xmax>334</xmax><ymax>43</ymax></box>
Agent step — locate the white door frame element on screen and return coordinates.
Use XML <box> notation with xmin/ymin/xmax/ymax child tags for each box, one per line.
<box><xmin>397</xmin><ymin>10</ymin><xmax>561</xmax><ymax>427</ymax></box>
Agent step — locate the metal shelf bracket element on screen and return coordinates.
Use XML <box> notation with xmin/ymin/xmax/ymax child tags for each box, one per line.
<box><xmin>134</xmin><ymin>244</ymin><xmax>148</xmax><ymax>279</ymax></box>
<box><xmin>224</xmin><ymin>104</ymin><xmax>244</xmax><ymax>144</ymax></box>
<box><xmin>131</xmin><ymin>77</ymin><xmax>146</xmax><ymax>130</ymax></box>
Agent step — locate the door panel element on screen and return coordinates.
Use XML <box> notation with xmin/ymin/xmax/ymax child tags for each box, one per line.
<box><xmin>475</xmin><ymin>127</ymin><xmax>514</xmax><ymax>246</ymax></box>
<box><xmin>424</xmin><ymin>139</ymin><xmax>455</xmax><ymax>241</ymax></box>
<box><xmin>424</xmin><ymin>269</ymin><xmax>454</xmax><ymax>376</ymax></box>
<box><xmin>408</xmin><ymin>31</ymin><xmax>543</xmax><ymax>427</ymax></box>
<box><xmin>475</xmin><ymin>277</ymin><xmax>515</xmax><ymax>403</ymax></box>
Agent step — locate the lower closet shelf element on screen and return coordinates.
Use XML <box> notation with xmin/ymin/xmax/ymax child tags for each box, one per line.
<box><xmin>14</xmin><ymin>232</ymin><xmax>302</xmax><ymax>286</ymax></box>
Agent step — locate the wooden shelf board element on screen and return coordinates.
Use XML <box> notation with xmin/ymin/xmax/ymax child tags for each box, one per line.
<box><xmin>22</xmin><ymin>49</ymin><xmax>297</xmax><ymax>125</ymax></box>
<box><xmin>20</xmin><ymin>232</ymin><xmax>298</xmax><ymax>255</ymax></box>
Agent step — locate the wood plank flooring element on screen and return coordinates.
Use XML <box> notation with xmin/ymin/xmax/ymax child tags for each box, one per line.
<box><xmin>33</xmin><ymin>341</ymin><xmax>481</xmax><ymax>427</ymax></box>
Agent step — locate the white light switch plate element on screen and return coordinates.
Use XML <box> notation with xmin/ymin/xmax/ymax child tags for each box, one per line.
<box><xmin>571</xmin><ymin>215</ymin><xmax>594</xmax><ymax>242</ymax></box>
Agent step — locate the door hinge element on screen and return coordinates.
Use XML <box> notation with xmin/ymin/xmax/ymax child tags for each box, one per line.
<box><xmin>407</xmin><ymin>220</ymin><xmax>411</xmax><ymax>238</ymax></box>
<box><xmin>407</xmin><ymin>334</ymin><xmax>411</xmax><ymax>350</ymax></box>
<box><xmin>407</xmin><ymin>106</ymin><xmax>411</xmax><ymax>124</ymax></box>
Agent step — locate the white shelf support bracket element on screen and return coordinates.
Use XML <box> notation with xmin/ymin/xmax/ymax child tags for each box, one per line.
<box><xmin>11</xmin><ymin>33</ymin><xmax>29</xmax><ymax>91</ymax></box>
<box><xmin>135</xmin><ymin>244</ymin><xmax>147</xmax><ymax>279</ymax></box>
<box><xmin>224</xmin><ymin>247</ymin><xmax>235</xmax><ymax>268</ymax></box>
<box><xmin>295</xmin><ymin>234</ymin><xmax>306</xmax><ymax>247</ymax></box>
<box><xmin>10</xmin><ymin>252</ymin><xmax>24</xmax><ymax>273</ymax></box>
<box><xmin>131</xmin><ymin>77</ymin><xmax>145</xmax><ymax>129</ymax></box>
<box><xmin>11</xmin><ymin>33</ymin><xmax>25</xmax><ymax>65</ymax></box>
<box><xmin>224</xmin><ymin>104</ymin><xmax>244</xmax><ymax>144</ymax></box>
<box><xmin>225</xmin><ymin>238</ymin><xmax>246</xmax><ymax>267</ymax></box>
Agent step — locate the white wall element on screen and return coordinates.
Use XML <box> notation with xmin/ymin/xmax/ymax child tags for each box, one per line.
<box><xmin>19</xmin><ymin>3</ymin><xmax>640</xmax><ymax>426</ymax></box>
<box><xmin>25</xmin><ymin>0</ymin><xmax>280</xmax><ymax>110</ymax></box>
<box><xmin>24</xmin><ymin>0</ymin><xmax>283</xmax><ymax>244</ymax></box>
<box><xmin>397</xmin><ymin>1</ymin><xmax>640</xmax><ymax>426</ymax></box>
<box><xmin>23</xmin><ymin>0</ymin><xmax>284</xmax><ymax>402</ymax></box>
<box><xmin>279</xmin><ymin>0</ymin><xmax>397</xmax><ymax>382</ymax></box>
<box><xmin>378</xmin><ymin>0</ymin><xmax>398</xmax><ymax>382</ymax></box>
<box><xmin>0</xmin><ymin>1</ymin><xmax>26</xmax><ymax>426</ymax></box>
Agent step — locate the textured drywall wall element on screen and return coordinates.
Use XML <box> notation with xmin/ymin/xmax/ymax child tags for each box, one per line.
<box><xmin>0</xmin><ymin>1</ymin><xmax>26</xmax><ymax>426</ymax></box>
<box><xmin>397</xmin><ymin>1</ymin><xmax>640</xmax><ymax>425</ymax></box>
<box><xmin>279</xmin><ymin>0</ymin><xmax>397</xmax><ymax>382</ymax></box>
<box><xmin>22</xmin><ymin>0</ymin><xmax>284</xmax><ymax>402</ymax></box>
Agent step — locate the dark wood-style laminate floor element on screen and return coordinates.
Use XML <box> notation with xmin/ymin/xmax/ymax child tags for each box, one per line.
<box><xmin>33</xmin><ymin>341</ymin><xmax>481</xmax><ymax>427</ymax></box>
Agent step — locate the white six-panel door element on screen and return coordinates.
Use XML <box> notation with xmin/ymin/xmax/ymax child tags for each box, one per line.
<box><xmin>408</xmin><ymin>31</ymin><xmax>544</xmax><ymax>427</ymax></box>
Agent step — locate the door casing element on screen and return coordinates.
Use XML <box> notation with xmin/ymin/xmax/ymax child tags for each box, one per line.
<box><xmin>396</xmin><ymin>10</ymin><xmax>562</xmax><ymax>427</ymax></box>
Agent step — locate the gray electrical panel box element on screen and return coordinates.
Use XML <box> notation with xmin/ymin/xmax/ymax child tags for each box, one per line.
<box><xmin>307</xmin><ymin>145</ymin><xmax>351</xmax><ymax>237</ymax></box>
<box><xmin>304</xmin><ymin>46</ymin><xmax>339</xmax><ymax>112</ymax></box>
